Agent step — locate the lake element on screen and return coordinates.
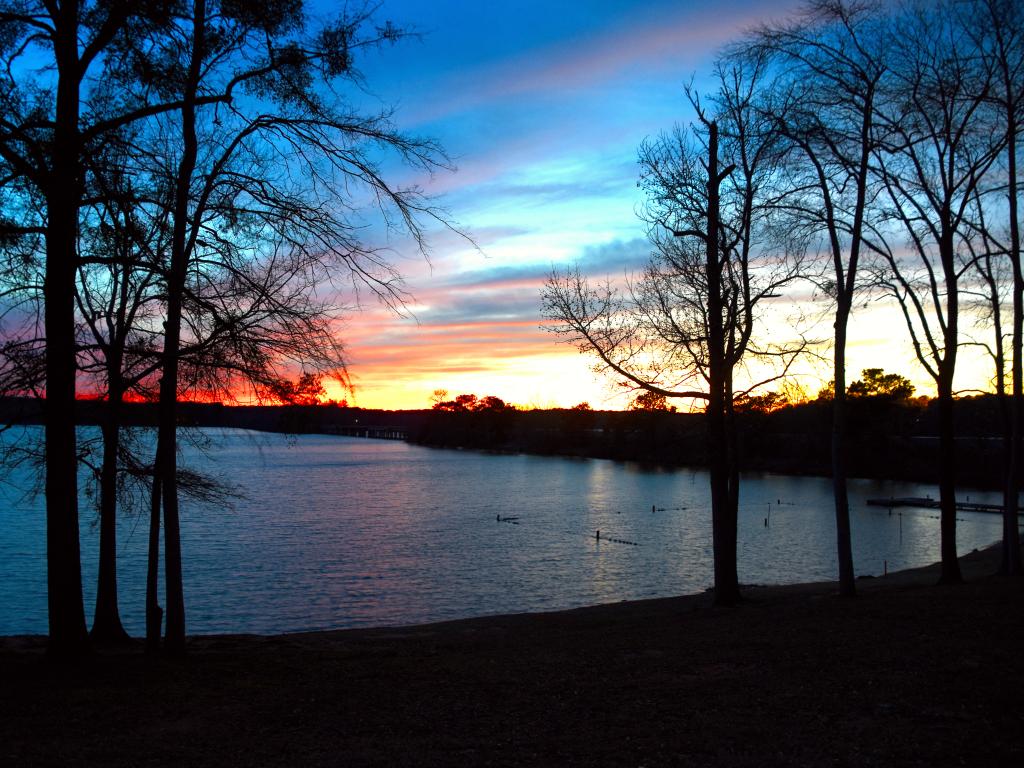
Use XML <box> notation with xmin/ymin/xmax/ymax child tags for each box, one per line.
<box><xmin>0</xmin><ymin>427</ymin><xmax>1007</xmax><ymax>636</ymax></box>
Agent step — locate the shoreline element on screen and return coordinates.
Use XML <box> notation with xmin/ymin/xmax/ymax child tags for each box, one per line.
<box><xmin>2</xmin><ymin>543</ymin><xmax>1021</xmax><ymax>766</ymax></box>
<box><xmin>0</xmin><ymin>541</ymin><xmax>1006</xmax><ymax>648</ymax></box>
<box><xmin>1</xmin><ymin>401</ymin><xmax>1013</xmax><ymax>490</ymax></box>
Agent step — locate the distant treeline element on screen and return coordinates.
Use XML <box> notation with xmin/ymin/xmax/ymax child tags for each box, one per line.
<box><xmin>410</xmin><ymin>397</ymin><xmax>1011</xmax><ymax>489</ymax></box>
<box><xmin>1</xmin><ymin>395</ymin><xmax>1010</xmax><ymax>489</ymax></box>
<box><xmin>0</xmin><ymin>396</ymin><xmax>430</xmax><ymax>435</ymax></box>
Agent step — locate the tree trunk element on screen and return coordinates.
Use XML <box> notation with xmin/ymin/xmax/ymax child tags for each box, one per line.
<box><xmin>158</xmin><ymin>0</ymin><xmax>206</xmax><ymax>654</ymax></box>
<box><xmin>705</xmin><ymin>121</ymin><xmax>740</xmax><ymax>606</ymax></box>
<box><xmin>936</xmin><ymin>372</ymin><xmax>962</xmax><ymax>584</ymax></box>
<box><xmin>832</xmin><ymin>301</ymin><xmax>856</xmax><ymax>597</ymax></box>
<box><xmin>145</xmin><ymin>458</ymin><xmax>162</xmax><ymax>653</ymax></box>
<box><xmin>1002</xmin><ymin>99</ymin><xmax>1022</xmax><ymax>576</ymax></box>
<box><xmin>90</xmin><ymin>383</ymin><xmax>129</xmax><ymax>643</ymax></box>
<box><xmin>936</xmin><ymin>217</ymin><xmax>962</xmax><ymax>585</ymax></box>
<box><xmin>44</xmin><ymin>4</ymin><xmax>88</xmax><ymax>656</ymax></box>
<box><xmin>724</xmin><ymin>372</ymin><xmax>740</xmax><ymax>601</ymax></box>
<box><xmin>1007</xmin><ymin>246</ymin><xmax>1023</xmax><ymax>576</ymax></box>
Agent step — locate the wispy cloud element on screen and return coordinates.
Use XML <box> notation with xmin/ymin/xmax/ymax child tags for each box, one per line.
<box><xmin>406</xmin><ymin>3</ymin><xmax>797</xmax><ymax>127</ymax></box>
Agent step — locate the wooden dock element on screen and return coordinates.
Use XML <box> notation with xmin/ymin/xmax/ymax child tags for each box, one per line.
<box><xmin>866</xmin><ymin>497</ymin><xmax>1005</xmax><ymax>515</ymax></box>
<box><xmin>323</xmin><ymin>425</ymin><xmax>408</xmax><ymax>440</ymax></box>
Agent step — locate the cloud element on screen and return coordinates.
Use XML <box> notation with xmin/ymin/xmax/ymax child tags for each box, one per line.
<box><xmin>573</xmin><ymin>237</ymin><xmax>653</xmax><ymax>275</ymax></box>
<box><xmin>341</xmin><ymin>237</ymin><xmax>656</xmax><ymax>383</ymax></box>
<box><xmin>406</xmin><ymin>3</ymin><xmax>798</xmax><ymax>127</ymax></box>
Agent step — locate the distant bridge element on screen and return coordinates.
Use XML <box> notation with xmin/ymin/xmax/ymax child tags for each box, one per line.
<box><xmin>324</xmin><ymin>425</ymin><xmax>408</xmax><ymax>440</ymax></box>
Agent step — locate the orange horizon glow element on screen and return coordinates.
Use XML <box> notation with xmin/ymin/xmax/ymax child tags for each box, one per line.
<box><xmin>39</xmin><ymin>0</ymin><xmax>1006</xmax><ymax>415</ymax></box>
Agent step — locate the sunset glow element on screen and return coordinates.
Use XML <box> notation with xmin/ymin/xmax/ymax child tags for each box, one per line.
<box><xmin>316</xmin><ymin>0</ymin><xmax>994</xmax><ymax>409</ymax></box>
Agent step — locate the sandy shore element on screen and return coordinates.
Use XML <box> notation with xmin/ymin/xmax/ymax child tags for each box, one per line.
<box><xmin>2</xmin><ymin>545</ymin><xmax>1021</xmax><ymax>767</ymax></box>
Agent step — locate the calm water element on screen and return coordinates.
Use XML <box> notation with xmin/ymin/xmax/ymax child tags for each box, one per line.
<box><xmin>0</xmin><ymin>427</ymin><xmax>1006</xmax><ymax>636</ymax></box>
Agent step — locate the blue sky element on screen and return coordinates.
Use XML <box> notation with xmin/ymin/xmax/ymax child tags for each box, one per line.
<box><xmin>310</xmin><ymin>0</ymin><xmax>986</xmax><ymax>409</ymax></box>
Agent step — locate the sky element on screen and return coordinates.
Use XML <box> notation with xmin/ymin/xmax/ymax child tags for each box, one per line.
<box><xmin>309</xmin><ymin>0</ymin><xmax>995</xmax><ymax>410</ymax></box>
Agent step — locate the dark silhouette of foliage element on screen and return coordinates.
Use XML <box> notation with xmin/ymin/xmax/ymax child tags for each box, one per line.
<box><xmin>733</xmin><ymin>391</ymin><xmax>789</xmax><ymax>414</ymax></box>
<box><xmin>270</xmin><ymin>373</ymin><xmax>329</xmax><ymax>406</ymax></box>
<box><xmin>847</xmin><ymin>368</ymin><xmax>915</xmax><ymax>400</ymax></box>
<box><xmin>432</xmin><ymin>393</ymin><xmax>512</xmax><ymax>413</ymax></box>
<box><xmin>629</xmin><ymin>391</ymin><xmax>677</xmax><ymax>412</ymax></box>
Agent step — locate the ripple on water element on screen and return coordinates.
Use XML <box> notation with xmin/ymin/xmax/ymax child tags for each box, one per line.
<box><xmin>0</xmin><ymin>427</ymin><xmax>1005</xmax><ymax>635</ymax></box>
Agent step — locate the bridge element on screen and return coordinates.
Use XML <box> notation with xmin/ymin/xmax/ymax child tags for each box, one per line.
<box><xmin>324</xmin><ymin>424</ymin><xmax>408</xmax><ymax>440</ymax></box>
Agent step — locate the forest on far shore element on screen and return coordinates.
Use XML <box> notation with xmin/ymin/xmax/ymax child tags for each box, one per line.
<box><xmin>0</xmin><ymin>387</ymin><xmax>1011</xmax><ymax>489</ymax></box>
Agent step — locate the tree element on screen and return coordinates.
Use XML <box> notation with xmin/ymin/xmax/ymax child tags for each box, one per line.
<box><xmin>2</xmin><ymin>1</ymin><xmax>455</xmax><ymax>653</ymax></box>
<box><xmin>543</xmin><ymin>59</ymin><xmax>803</xmax><ymax>605</ymax></box>
<box><xmin>271</xmin><ymin>373</ymin><xmax>329</xmax><ymax>406</ymax></box>
<box><xmin>869</xmin><ymin>0</ymin><xmax>1004</xmax><ymax>583</ymax></box>
<box><xmin>433</xmin><ymin>393</ymin><xmax>478</xmax><ymax>412</ymax></box>
<box><xmin>846</xmin><ymin>368</ymin><xmax>915</xmax><ymax>400</ymax></box>
<box><xmin>129</xmin><ymin>1</ymin><xmax>453</xmax><ymax>653</ymax></box>
<box><xmin>0</xmin><ymin>0</ymin><xmax>173</xmax><ymax>655</ymax></box>
<box><xmin>964</xmin><ymin>0</ymin><xmax>1023</xmax><ymax>575</ymax></box>
<box><xmin>629</xmin><ymin>391</ymin><xmax>677</xmax><ymax>412</ymax></box>
<box><xmin>432</xmin><ymin>394</ymin><xmax>510</xmax><ymax>412</ymax></box>
<box><xmin>732</xmin><ymin>390</ymin><xmax>788</xmax><ymax>413</ymax></box>
<box><xmin>75</xmin><ymin>152</ymin><xmax>164</xmax><ymax>643</ymax></box>
<box><xmin>476</xmin><ymin>395</ymin><xmax>509</xmax><ymax>412</ymax></box>
<box><xmin>747</xmin><ymin>0</ymin><xmax>891</xmax><ymax>597</ymax></box>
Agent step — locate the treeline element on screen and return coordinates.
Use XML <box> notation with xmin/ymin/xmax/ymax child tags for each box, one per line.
<box><xmin>2</xmin><ymin>393</ymin><xmax>1009</xmax><ymax>487</ymax></box>
<box><xmin>410</xmin><ymin>397</ymin><xmax>1012</xmax><ymax>488</ymax></box>
<box><xmin>0</xmin><ymin>396</ymin><xmax>429</xmax><ymax>434</ymax></box>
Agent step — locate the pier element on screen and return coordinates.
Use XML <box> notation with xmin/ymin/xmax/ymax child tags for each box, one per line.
<box><xmin>866</xmin><ymin>497</ymin><xmax>1006</xmax><ymax>515</ymax></box>
<box><xmin>324</xmin><ymin>425</ymin><xmax>408</xmax><ymax>440</ymax></box>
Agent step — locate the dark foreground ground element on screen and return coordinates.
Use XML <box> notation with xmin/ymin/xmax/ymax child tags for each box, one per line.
<box><xmin>2</xmin><ymin>547</ymin><xmax>1022</xmax><ymax>767</ymax></box>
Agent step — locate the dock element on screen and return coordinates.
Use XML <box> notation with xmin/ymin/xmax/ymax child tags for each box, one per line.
<box><xmin>866</xmin><ymin>497</ymin><xmax>1005</xmax><ymax>515</ymax></box>
<box><xmin>323</xmin><ymin>425</ymin><xmax>408</xmax><ymax>440</ymax></box>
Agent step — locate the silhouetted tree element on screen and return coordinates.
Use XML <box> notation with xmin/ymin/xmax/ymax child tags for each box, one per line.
<box><xmin>629</xmin><ymin>391</ymin><xmax>677</xmax><ymax>412</ymax></box>
<box><xmin>733</xmin><ymin>390</ymin><xmax>789</xmax><ymax>413</ymax></box>
<box><xmin>271</xmin><ymin>373</ymin><xmax>329</xmax><ymax>406</ymax></box>
<box><xmin>2</xmin><ymin>1</ymin><xmax>455</xmax><ymax>653</ymax></box>
<box><xmin>476</xmin><ymin>395</ymin><xmax>510</xmax><ymax>412</ymax></box>
<box><xmin>847</xmin><ymin>368</ymin><xmax>915</xmax><ymax>400</ymax></box>
<box><xmin>129</xmin><ymin>1</ymin><xmax>453</xmax><ymax>652</ymax></box>
<box><xmin>746</xmin><ymin>0</ymin><xmax>891</xmax><ymax>597</ymax></box>
<box><xmin>432</xmin><ymin>394</ymin><xmax>511</xmax><ymax>412</ymax></box>
<box><xmin>543</xmin><ymin>60</ymin><xmax>804</xmax><ymax>605</ymax></box>
<box><xmin>0</xmin><ymin>0</ymin><xmax>175</xmax><ymax>655</ymax></box>
<box><xmin>75</xmin><ymin>151</ymin><xmax>164</xmax><ymax>643</ymax></box>
<box><xmin>963</xmin><ymin>0</ymin><xmax>1023</xmax><ymax>575</ymax></box>
<box><xmin>869</xmin><ymin>0</ymin><xmax>1003</xmax><ymax>583</ymax></box>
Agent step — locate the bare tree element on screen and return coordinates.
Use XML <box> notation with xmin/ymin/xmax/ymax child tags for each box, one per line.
<box><xmin>868</xmin><ymin>0</ymin><xmax>1003</xmax><ymax>583</ymax></box>
<box><xmin>75</xmin><ymin>151</ymin><xmax>164</xmax><ymax>643</ymax></box>
<box><xmin>543</xmin><ymin>62</ymin><xmax>803</xmax><ymax>605</ymax></box>
<box><xmin>965</xmin><ymin>0</ymin><xmax>1023</xmax><ymax>575</ymax></box>
<box><xmin>0</xmin><ymin>0</ymin><xmax>174</xmax><ymax>655</ymax></box>
<box><xmin>115</xmin><ymin>2</ymin><xmax>455</xmax><ymax>652</ymax></box>
<box><xmin>746</xmin><ymin>0</ymin><xmax>891</xmax><ymax>596</ymax></box>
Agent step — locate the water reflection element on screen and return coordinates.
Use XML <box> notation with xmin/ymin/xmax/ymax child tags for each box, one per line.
<box><xmin>0</xmin><ymin>428</ymin><xmax>1007</xmax><ymax>635</ymax></box>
